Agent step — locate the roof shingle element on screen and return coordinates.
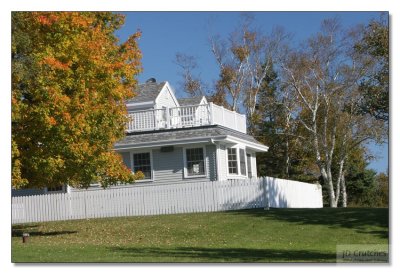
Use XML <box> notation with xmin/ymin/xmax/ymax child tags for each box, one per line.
<box><xmin>126</xmin><ymin>81</ymin><xmax>166</xmax><ymax>104</ymax></box>
<box><xmin>177</xmin><ymin>97</ymin><xmax>204</xmax><ymax>106</ymax></box>
<box><xmin>115</xmin><ymin>125</ymin><xmax>265</xmax><ymax>147</ymax></box>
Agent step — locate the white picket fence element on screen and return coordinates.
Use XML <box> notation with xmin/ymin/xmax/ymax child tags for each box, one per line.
<box><xmin>11</xmin><ymin>177</ymin><xmax>322</xmax><ymax>224</ymax></box>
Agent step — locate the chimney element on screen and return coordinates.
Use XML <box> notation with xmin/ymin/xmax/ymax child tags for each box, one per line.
<box><xmin>145</xmin><ymin>78</ymin><xmax>156</xmax><ymax>83</ymax></box>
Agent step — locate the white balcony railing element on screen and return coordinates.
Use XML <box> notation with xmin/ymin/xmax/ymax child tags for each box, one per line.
<box><xmin>126</xmin><ymin>103</ymin><xmax>247</xmax><ymax>133</ymax></box>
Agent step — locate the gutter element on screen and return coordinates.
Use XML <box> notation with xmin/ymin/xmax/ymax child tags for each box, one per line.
<box><xmin>126</xmin><ymin>101</ymin><xmax>154</xmax><ymax>108</ymax></box>
<box><xmin>223</xmin><ymin>136</ymin><xmax>269</xmax><ymax>152</ymax></box>
<box><xmin>114</xmin><ymin>135</ymin><xmax>268</xmax><ymax>152</ymax></box>
<box><xmin>113</xmin><ymin>136</ymin><xmax>227</xmax><ymax>151</ymax></box>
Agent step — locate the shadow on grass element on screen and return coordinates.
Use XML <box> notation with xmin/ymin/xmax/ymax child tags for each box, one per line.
<box><xmin>109</xmin><ymin>246</ymin><xmax>335</xmax><ymax>262</ymax></box>
<box><xmin>12</xmin><ymin>224</ymin><xmax>77</xmax><ymax>237</ymax></box>
<box><xmin>227</xmin><ymin>208</ymin><xmax>389</xmax><ymax>239</ymax></box>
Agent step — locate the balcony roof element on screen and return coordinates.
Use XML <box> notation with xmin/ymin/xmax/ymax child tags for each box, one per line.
<box><xmin>177</xmin><ymin>97</ymin><xmax>204</xmax><ymax>106</ymax></box>
<box><xmin>114</xmin><ymin>125</ymin><xmax>268</xmax><ymax>152</ymax></box>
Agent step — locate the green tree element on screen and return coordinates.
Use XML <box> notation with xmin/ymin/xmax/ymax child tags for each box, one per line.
<box><xmin>12</xmin><ymin>12</ymin><xmax>143</xmax><ymax>189</ymax></box>
<box><xmin>337</xmin><ymin>147</ymin><xmax>375</xmax><ymax>207</ymax></box>
<box><xmin>255</xmin><ymin>61</ymin><xmax>316</xmax><ymax>181</ymax></box>
<box><xmin>355</xmin><ymin>15</ymin><xmax>389</xmax><ymax>122</ymax></box>
<box><xmin>375</xmin><ymin>172</ymin><xmax>389</xmax><ymax>207</ymax></box>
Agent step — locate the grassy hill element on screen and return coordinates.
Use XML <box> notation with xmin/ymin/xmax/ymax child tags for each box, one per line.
<box><xmin>12</xmin><ymin>208</ymin><xmax>389</xmax><ymax>263</ymax></box>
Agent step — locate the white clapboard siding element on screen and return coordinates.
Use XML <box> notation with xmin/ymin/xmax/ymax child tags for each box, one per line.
<box><xmin>11</xmin><ymin>177</ymin><xmax>323</xmax><ymax>224</ymax></box>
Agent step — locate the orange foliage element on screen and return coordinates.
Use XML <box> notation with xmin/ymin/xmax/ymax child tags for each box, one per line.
<box><xmin>41</xmin><ymin>57</ymin><xmax>71</xmax><ymax>70</ymax></box>
<box><xmin>48</xmin><ymin>116</ymin><xmax>57</xmax><ymax>126</ymax></box>
<box><xmin>12</xmin><ymin>12</ymin><xmax>142</xmax><ymax>189</ymax></box>
<box><xmin>36</xmin><ymin>13</ymin><xmax>59</xmax><ymax>26</ymax></box>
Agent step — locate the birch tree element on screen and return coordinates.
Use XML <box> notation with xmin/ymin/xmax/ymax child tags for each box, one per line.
<box><xmin>279</xmin><ymin>18</ymin><xmax>385</xmax><ymax>207</ymax></box>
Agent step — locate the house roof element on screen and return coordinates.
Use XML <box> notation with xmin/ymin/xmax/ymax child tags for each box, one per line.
<box><xmin>177</xmin><ymin>97</ymin><xmax>204</xmax><ymax>106</ymax></box>
<box><xmin>126</xmin><ymin>81</ymin><xmax>166</xmax><ymax>104</ymax></box>
<box><xmin>114</xmin><ymin>125</ymin><xmax>268</xmax><ymax>152</ymax></box>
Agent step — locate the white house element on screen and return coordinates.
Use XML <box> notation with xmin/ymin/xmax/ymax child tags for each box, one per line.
<box><xmin>11</xmin><ymin>79</ymin><xmax>324</xmax><ymax>223</ymax></box>
<box><xmin>114</xmin><ymin>78</ymin><xmax>269</xmax><ymax>185</ymax></box>
<box><xmin>12</xmin><ymin>78</ymin><xmax>269</xmax><ymax>196</ymax></box>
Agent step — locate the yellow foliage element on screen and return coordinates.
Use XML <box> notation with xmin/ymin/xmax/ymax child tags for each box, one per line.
<box><xmin>12</xmin><ymin>12</ymin><xmax>142</xmax><ymax>189</ymax></box>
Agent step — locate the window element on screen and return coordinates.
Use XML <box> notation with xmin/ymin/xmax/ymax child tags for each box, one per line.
<box><xmin>227</xmin><ymin>148</ymin><xmax>238</xmax><ymax>174</ymax></box>
<box><xmin>47</xmin><ymin>185</ymin><xmax>63</xmax><ymax>192</ymax></box>
<box><xmin>185</xmin><ymin>147</ymin><xmax>205</xmax><ymax>176</ymax></box>
<box><xmin>239</xmin><ymin>149</ymin><xmax>246</xmax><ymax>175</ymax></box>
<box><xmin>133</xmin><ymin>152</ymin><xmax>152</xmax><ymax>180</ymax></box>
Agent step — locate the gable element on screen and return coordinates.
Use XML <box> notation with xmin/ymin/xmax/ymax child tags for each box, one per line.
<box><xmin>200</xmin><ymin>96</ymin><xmax>208</xmax><ymax>105</ymax></box>
<box><xmin>154</xmin><ymin>82</ymin><xmax>180</xmax><ymax>108</ymax></box>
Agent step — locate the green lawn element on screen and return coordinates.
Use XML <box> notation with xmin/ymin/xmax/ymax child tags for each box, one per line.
<box><xmin>12</xmin><ymin>208</ymin><xmax>389</xmax><ymax>263</ymax></box>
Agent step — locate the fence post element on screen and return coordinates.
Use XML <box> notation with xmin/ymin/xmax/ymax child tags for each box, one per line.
<box><xmin>222</xmin><ymin>106</ymin><xmax>225</xmax><ymax>125</ymax></box>
<box><xmin>234</xmin><ymin>112</ymin><xmax>237</xmax><ymax>131</ymax></box>
<box><xmin>153</xmin><ymin>109</ymin><xmax>158</xmax><ymax>130</ymax></box>
<box><xmin>209</xmin><ymin>103</ymin><xmax>214</xmax><ymax>125</ymax></box>
<box><xmin>263</xmin><ymin>177</ymin><xmax>269</xmax><ymax>210</ymax></box>
<box><xmin>84</xmin><ymin>191</ymin><xmax>88</xmax><ymax>219</ymax></box>
<box><xmin>212</xmin><ymin>180</ymin><xmax>218</xmax><ymax>212</ymax></box>
<box><xmin>68</xmin><ymin>192</ymin><xmax>72</xmax><ymax>219</ymax></box>
<box><xmin>165</xmin><ymin>107</ymin><xmax>170</xmax><ymax>129</ymax></box>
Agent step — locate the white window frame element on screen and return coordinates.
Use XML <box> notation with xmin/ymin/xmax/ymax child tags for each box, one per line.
<box><xmin>183</xmin><ymin>145</ymin><xmax>207</xmax><ymax>178</ymax></box>
<box><xmin>130</xmin><ymin>150</ymin><xmax>154</xmax><ymax>182</ymax></box>
<box><xmin>239</xmin><ymin>148</ymin><xmax>247</xmax><ymax>176</ymax></box>
<box><xmin>226</xmin><ymin>145</ymin><xmax>248</xmax><ymax>179</ymax></box>
<box><xmin>227</xmin><ymin>147</ymin><xmax>239</xmax><ymax>175</ymax></box>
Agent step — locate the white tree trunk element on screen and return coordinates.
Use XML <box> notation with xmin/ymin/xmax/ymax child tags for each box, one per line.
<box><xmin>341</xmin><ymin>172</ymin><xmax>347</xmax><ymax>207</ymax></box>
<box><xmin>285</xmin><ymin>137</ymin><xmax>290</xmax><ymax>178</ymax></box>
<box><xmin>311</xmin><ymin>119</ymin><xmax>337</xmax><ymax>208</ymax></box>
<box><xmin>319</xmin><ymin>164</ymin><xmax>337</xmax><ymax>207</ymax></box>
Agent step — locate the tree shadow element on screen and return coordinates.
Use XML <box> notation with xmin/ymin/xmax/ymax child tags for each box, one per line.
<box><xmin>227</xmin><ymin>208</ymin><xmax>389</xmax><ymax>239</ymax></box>
<box><xmin>108</xmin><ymin>246</ymin><xmax>335</xmax><ymax>262</ymax></box>
<box><xmin>12</xmin><ymin>224</ymin><xmax>77</xmax><ymax>237</ymax></box>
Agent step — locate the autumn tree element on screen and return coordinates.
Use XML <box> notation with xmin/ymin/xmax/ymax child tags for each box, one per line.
<box><xmin>176</xmin><ymin>16</ymin><xmax>289</xmax><ymax>132</ymax></box>
<box><xmin>209</xmin><ymin>19</ymin><xmax>286</xmax><ymax>121</ymax></box>
<box><xmin>175</xmin><ymin>53</ymin><xmax>207</xmax><ymax>97</ymax></box>
<box><xmin>12</xmin><ymin>12</ymin><xmax>143</xmax><ymax>189</ymax></box>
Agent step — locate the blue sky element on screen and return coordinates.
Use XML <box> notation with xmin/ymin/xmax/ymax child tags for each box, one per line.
<box><xmin>115</xmin><ymin>11</ymin><xmax>388</xmax><ymax>173</ymax></box>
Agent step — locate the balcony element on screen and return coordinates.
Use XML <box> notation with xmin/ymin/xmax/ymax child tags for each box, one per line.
<box><xmin>126</xmin><ymin>103</ymin><xmax>247</xmax><ymax>134</ymax></box>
